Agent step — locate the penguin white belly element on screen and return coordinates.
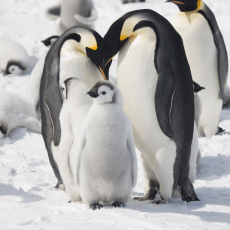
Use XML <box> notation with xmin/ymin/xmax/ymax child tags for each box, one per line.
<box><xmin>60</xmin><ymin>40</ymin><xmax>103</xmax><ymax>88</ymax></box>
<box><xmin>79</xmin><ymin>113</ymin><xmax>132</xmax><ymax>205</ymax></box>
<box><xmin>172</xmin><ymin>13</ymin><xmax>222</xmax><ymax>138</ymax></box>
<box><xmin>117</xmin><ymin>35</ymin><xmax>176</xmax><ymax>199</ymax></box>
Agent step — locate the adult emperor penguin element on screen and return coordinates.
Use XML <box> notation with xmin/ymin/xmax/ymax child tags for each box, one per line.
<box><xmin>27</xmin><ymin>36</ymin><xmax>59</xmax><ymax>120</ymax></box>
<box><xmin>46</xmin><ymin>0</ymin><xmax>98</xmax><ymax>35</ymax></box>
<box><xmin>0</xmin><ymin>38</ymin><xmax>37</xmax><ymax>76</ymax></box>
<box><xmin>40</xmin><ymin>26</ymin><xmax>106</xmax><ymax>189</ymax></box>
<box><xmin>74</xmin><ymin>81</ymin><xmax>137</xmax><ymax>210</ymax></box>
<box><xmin>167</xmin><ymin>0</ymin><xmax>229</xmax><ymax>138</ymax></box>
<box><xmin>102</xmin><ymin>9</ymin><xmax>199</xmax><ymax>202</ymax></box>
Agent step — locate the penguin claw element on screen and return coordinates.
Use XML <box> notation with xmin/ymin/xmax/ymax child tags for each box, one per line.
<box><xmin>90</xmin><ymin>203</ymin><xmax>103</xmax><ymax>210</ymax></box>
<box><xmin>112</xmin><ymin>202</ymin><xmax>125</xmax><ymax>207</ymax></box>
<box><xmin>151</xmin><ymin>199</ymin><xmax>166</xmax><ymax>205</ymax></box>
<box><xmin>133</xmin><ymin>189</ymin><xmax>157</xmax><ymax>201</ymax></box>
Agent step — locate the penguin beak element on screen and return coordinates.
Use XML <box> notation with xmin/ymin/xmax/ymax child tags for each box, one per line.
<box><xmin>98</xmin><ymin>66</ymin><xmax>107</xmax><ymax>80</ymax></box>
<box><xmin>87</xmin><ymin>91</ymin><xmax>99</xmax><ymax>98</ymax></box>
<box><xmin>166</xmin><ymin>0</ymin><xmax>185</xmax><ymax>4</ymax></box>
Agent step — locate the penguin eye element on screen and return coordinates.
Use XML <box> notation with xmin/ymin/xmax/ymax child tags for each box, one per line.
<box><xmin>61</xmin><ymin>87</ymin><xmax>65</xmax><ymax>91</ymax></box>
<box><xmin>102</xmin><ymin>91</ymin><xmax>106</xmax><ymax>95</ymax></box>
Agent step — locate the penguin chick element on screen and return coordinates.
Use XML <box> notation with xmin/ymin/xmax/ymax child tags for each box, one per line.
<box><xmin>74</xmin><ymin>81</ymin><xmax>138</xmax><ymax>210</ymax></box>
<box><xmin>0</xmin><ymin>91</ymin><xmax>41</xmax><ymax>139</ymax></box>
<box><xmin>58</xmin><ymin>78</ymin><xmax>93</xmax><ymax>201</ymax></box>
<box><xmin>0</xmin><ymin>38</ymin><xmax>37</xmax><ymax>76</ymax></box>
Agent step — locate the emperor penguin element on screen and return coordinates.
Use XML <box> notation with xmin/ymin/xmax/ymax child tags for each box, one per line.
<box><xmin>0</xmin><ymin>38</ymin><xmax>37</xmax><ymax>76</ymax></box>
<box><xmin>0</xmin><ymin>91</ymin><xmax>41</xmax><ymax>139</ymax></box>
<box><xmin>102</xmin><ymin>9</ymin><xmax>199</xmax><ymax>203</ymax></box>
<box><xmin>27</xmin><ymin>36</ymin><xmax>59</xmax><ymax>121</ymax></box>
<box><xmin>40</xmin><ymin>26</ymin><xmax>106</xmax><ymax>189</ymax></box>
<box><xmin>46</xmin><ymin>0</ymin><xmax>98</xmax><ymax>35</ymax></box>
<box><xmin>74</xmin><ymin>81</ymin><xmax>137</xmax><ymax>210</ymax></box>
<box><xmin>168</xmin><ymin>0</ymin><xmax>229</xmax><ymax>138</ymax></box>
<box><xmin>57</xmin><ymin>78</ymin><xmax>93</xmax><ymax>201</ymax></box>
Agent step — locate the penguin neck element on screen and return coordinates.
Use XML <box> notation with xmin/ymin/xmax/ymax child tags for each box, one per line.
<box><xmin>173</xmin><ymin>2</ymin><xmax>205</xmax><ymax>26</ymax></box>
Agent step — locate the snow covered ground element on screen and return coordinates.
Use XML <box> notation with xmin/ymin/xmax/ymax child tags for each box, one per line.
<box><xmin>0</xmin><ymin>0</ymin><xmax>230</xmax><ymax>229</ymax></box>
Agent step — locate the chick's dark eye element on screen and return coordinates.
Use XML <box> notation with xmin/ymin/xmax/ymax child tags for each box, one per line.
<box><xmin>102</xmin><ymin>91</ymin><xmax>106</xmax><ymax>95</ymax></box>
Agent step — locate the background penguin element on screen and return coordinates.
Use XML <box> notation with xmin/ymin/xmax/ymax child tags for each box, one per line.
<box><xmin>40</xmin><ymin>26</ymin><xmax>106</xmax><ymax>189</ymax></box>
<box><xmin>0</xmin><ymin>91</ymin><xmax>41</xmax><ymax>139</ymax></box>
<box><xmin>58</xmin><ymin>78</ymin><xmax>93</xmax><ymax>201</ymax></box>
<box><xmin>46</xmin><ymin>0</ymin><xmax>98</xmax><ymax>35</ymax></box>
<box><xmin>27</xmin><ymin>36</ymin><xmax>59</xmax><ymax>121</ymax></box>
<box><xmin>102</xmin><ymin>9</ymin><xmax>199</xmax><ymax>203</ymax></box>
<box><xmin>168</xmin><ymin>0</ymin><xmax>229</xmax><ymax>138</ymax></box>
<box><xmin>0</xmin><ymin>38</ymin><xmax>37</xmax><ymax>76</ymax></box>
<box><xmin>223</xmin><ymin>85</ymin><xmax>230</xmax><ymax>108</ymax></box>
<box><xmin>74</xmin><ymin>81</ymin><xmax>137</xmax><ymax>210</ymax></box>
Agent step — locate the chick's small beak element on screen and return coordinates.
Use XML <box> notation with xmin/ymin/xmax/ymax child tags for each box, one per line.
<box><xmin>87</xmin><ymin>91</ymin><xmax>99</xmax><ymax>98</ymax></box>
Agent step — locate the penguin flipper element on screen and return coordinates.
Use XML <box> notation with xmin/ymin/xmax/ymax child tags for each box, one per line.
<box><xmin>46</xmin><ymin>3</ymin><xmax>61</xmax><ymax>21</ymax></box>
<box><xmin>155</xmin><ymin>65</ymin><xmax>175</xmax><ymax>139</ymax></box>
<box><xmin>74</xmin><ymin>5</ymin><xmax>98</xmax><ymax>26</ymax></box>
<box><xmin>198</xmin><ymin>3</ymin><xmax>228</xmax><ymax>102</ymax></box>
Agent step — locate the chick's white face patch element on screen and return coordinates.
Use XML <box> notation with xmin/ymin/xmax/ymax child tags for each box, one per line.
<box><xmin>93</xmin><ymin>85</ymin><xmax>114</xmax><ymax>104</ymax></box>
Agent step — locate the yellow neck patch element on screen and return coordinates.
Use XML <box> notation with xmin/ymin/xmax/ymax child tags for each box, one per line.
<box><xmin>197</xmin><ymin>0</ymin><xmax>202</xmax><ymax>9</ymax></box>
<box><xmin>89</xmin><ymin>44</ymin><xmax>97</xmax><ymax>50</ymax></box>
<box><xmin>120</xmin><ymin>35</ymin><xmax>128</xmax><ymax>41</ymax></box>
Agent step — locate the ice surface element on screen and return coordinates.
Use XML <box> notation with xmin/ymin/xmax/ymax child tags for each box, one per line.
<box><xmin>0</xmin><ymin>0</ymin><xmax>229</xmax><ymax>229</ymax></box>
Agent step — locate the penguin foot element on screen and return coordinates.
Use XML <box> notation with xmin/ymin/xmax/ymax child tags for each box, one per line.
<box><xmin>90</xmin><ymin>203</ymin><xmax>103</xmax><ymax>210</ymax></box>
<box><xmin>151</xmin><ymin>199</ymin><xmax>166</xmax><ymax>205</ymax></box>
<box><xmin>112</xmin><ymin>202</ymin><xmax>125</xmax><ymax>208</ymax></box>
<box><xmin>133</xmin><ymin>189</ymin><xmax>157</xmax><ymax>201</ymax></box>
<box><xmin>180</xmin><ymin>187</ymin><xmax>200</xmax><ymax>202</ymax></box>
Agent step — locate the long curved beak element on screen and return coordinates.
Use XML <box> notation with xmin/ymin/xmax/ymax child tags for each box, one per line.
<box><xmin>166</xmin><ymin>0</ymin><xmax>185</xmax><ymax>4</ymax></box>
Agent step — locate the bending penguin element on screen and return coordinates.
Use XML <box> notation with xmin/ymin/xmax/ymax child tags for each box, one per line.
<box><xmin>46</xmin><ymin>0</ymin><xmax>98</xmax><ymax>35</ymax></box>
<box><xmin>0</xmin><ymin>38</ymin><xmax>37</xmax><ymax>76</ymax></box>
<box><xmin>102</xmin><ymin>9</ymin><xmax>199</xmax><ymax>202</ymax></box>
<box><xmin>74</xmin><ymin>81</ymin><xmax>137</xmax><ymax>210</ymax></box>
<box><xmin>40</xmin><ymin>26</ymin><xmax>106</xmax><ymax>189</ymax></box>
<box><xmin>0</xmin><ymin>91</ymin><xmax>41</xmax><ymax>139</ymax></box>
<box><xmin>27</xmin><ymin>36</ymin><xmax>59</xmax><ymax>120</ymax></box>
<box><xmin>168</xmin><ymin>0</ymin><xmax>228</xmax><ymax>138</ymax></box>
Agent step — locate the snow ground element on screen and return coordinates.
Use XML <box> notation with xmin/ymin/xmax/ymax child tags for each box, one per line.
<box><xmin>0</xmin><ymin>0</ymin><xmax>230</xmax><ymax>229</ymax></box>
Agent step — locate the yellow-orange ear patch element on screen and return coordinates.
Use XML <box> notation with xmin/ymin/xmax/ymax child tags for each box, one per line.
<box><xmin>89</xmin><ymin>44</ymin><xmax>97</xmax><ymax>50</ymax></box>
<box><xmin>197</xmin><ymin>0</ymin><xmax>202</xmax><ymax>9</ymax></box>
<box><xmin>120</xmin><ymin>35</ymin><xmax>128</xmax><ymax>41</ymax></box>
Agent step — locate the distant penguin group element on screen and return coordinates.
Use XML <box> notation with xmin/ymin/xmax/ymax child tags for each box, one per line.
<box><xmin>46</xmin><ymin>0</ymin><xmax>98</xmax><ymax>35</ymax></box>
<box><xmin>38</xmin><ymin>0</ymin><xmax>229</xmax><ymax>208</ymax></box>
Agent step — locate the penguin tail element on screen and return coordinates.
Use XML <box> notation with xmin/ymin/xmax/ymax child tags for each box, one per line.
<box><xmin>74</xmin><ymin>5</ymin><xmax>98</xmax><ymax>26</ymax></box>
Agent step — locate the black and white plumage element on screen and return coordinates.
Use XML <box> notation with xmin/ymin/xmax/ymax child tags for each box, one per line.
<box><xmin>102</xmin><ymin>9</ymin><xmax>199</xmax><ymax>202</ymax></box>
<box><xmin>40</xmin><ymin>26</ymin><xmax>106</xmax><ymax>188</ymax></box>
<box><xmin>168</xmin><ymin>0</ymin><xmax>228</xmax><ymax>138</ymax></box>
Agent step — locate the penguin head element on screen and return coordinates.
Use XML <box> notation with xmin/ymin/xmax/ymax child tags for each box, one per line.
<box><xmin>166</xmin><ymin>0</ymin><xmax>203</xmax><ymax>12</ymax></box>
<box><xmin>102</xmin><ymin>10</ymin><xmax>156</xmax><ymax>75</ymax></box>
<box><xmin>3</xmin><ymin>61</ymin><xmax>26</xmax><ymax>76</ymax></box>
<box><xmin>63</xmin><ymin>27</ymin><xmax>106</xmax><ymax>80</ymax></box>
<box><xmin>87</xmin><ymin>81</ymin><xmax>120</xmax><ymax>104</ymax></box>
<box><xmin>41</xmin><ymin>35</ymin><xmax>59</xmax><ymax>48</ymax></box>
